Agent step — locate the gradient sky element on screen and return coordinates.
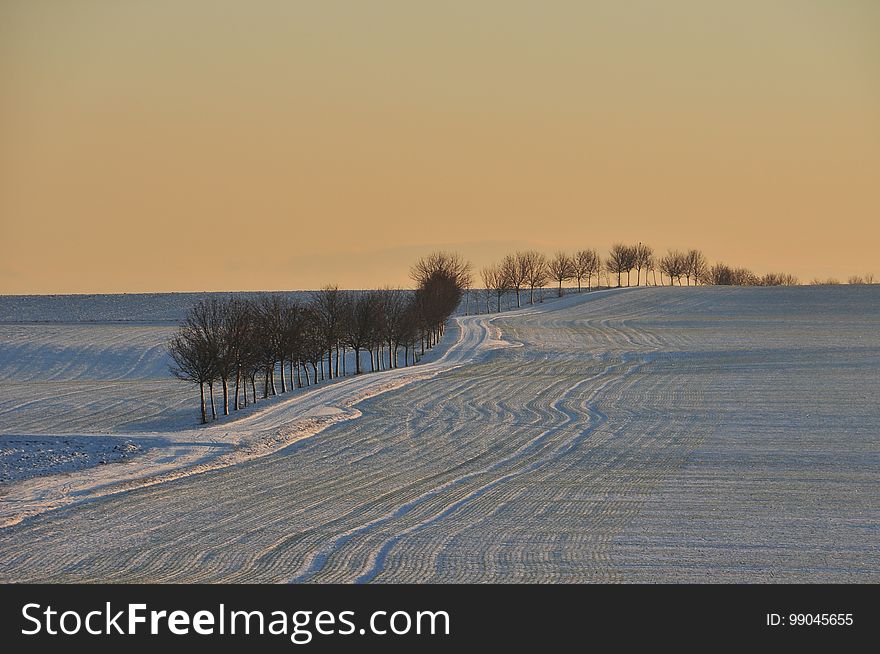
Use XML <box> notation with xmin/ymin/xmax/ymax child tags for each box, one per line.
<box><xmin>2</xmin><ymin>0</ymin><xmax>878</xmax><ymax>293</ymax></box>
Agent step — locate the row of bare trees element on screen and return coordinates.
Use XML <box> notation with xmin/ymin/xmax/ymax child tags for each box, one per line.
<box><xmin>703</xmin><ymin>265</ymin><xmax>799</xmax><ymax>287</ymax></box>
<box><xmin>475</xmin><ymin>245</ymin><xmax>805</xmax><ymax>313</ymax></box>
<box><xmin>169</xmin><ymin>253</ymin><xmax>470</xmax><ymax>424</ymax></box>
<box><xmin>812</xmin><ymin>274</ymin><xmax>876</xmax><ymax>286</ymax></box>
<box><xmin>479</xmin><ymin>250</ymin><xmax>602</xmax><ymax>311</ymax></box>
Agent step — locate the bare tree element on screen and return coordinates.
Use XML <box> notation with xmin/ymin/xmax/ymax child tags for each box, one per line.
<box><xmin>704</xmin><ymin>263</ymin><xmax>758</xmax><ymax>286</ymax></box>
<box><xmin>238</xmin><ymin>305</ymin><xmax>262</xmax><ymax>404</ymax></box>
<box><xmin>548</xmin><ymin>252</ymin><xmax>574</xmax><ymax>297</ymax></box>
<box><xmin>659</xmin><ymin>250</ymin><xmax>687</xmax><ymax>286</ymax></box>
<box><xmin>375</xmin><ymin>288</ymin><xmax>406</xmax><ymax>369</ymax></box>
<box><xmin>624</xmin><ymin>245</ymin><xmax>639</xmax><ymax>286</ymax></box>
<box><xmin>297</xmin><ymin>306</ymin><xmax>327</xmax><ymax>383</ymax></box>
<box><xmin>215</xmin><ymin>300</ymin><xmax>245</xmax><ymax>414</ymax></box>
<box><xmin>411</xmin><ymin>251</ymin><xmax>472</xmax><ymax>291</ymax></box>
<box><xmin>341</xmin><ymin>291</ymin><xmax>374</xmax><ymax>374</ymax></box>
<box><xmin>254</xmin><ymin>295</ymin><xmax>288</xmax><ymax>395</ymax></box>
<box><xmin>573</xmin><ymin>249</ymin><xmax>599</xmax><ymax>292</ymax></box>
<box><xmin>705</xmin><ymin>262</ymin><xmax>732</xmax><ymax>285</ymax></box>
<box><xmin>500</xmin><ymin>253</ymin><xmax>529</xmax><ymax>308</ymax></box>
<box><xmin>683</xmin><ymin>249</ymin><xmax>706</xmax><ymax>286</ymax></box>
<box><xmin>459</xmin><ymin>266</ymin><xmax>474</xmax><ymax>316</ymax></box>
<box><xmin>646</xmin><ymin>250</ymin><xmax>658</xmax><ymax>286</ymax></box>
<box><xmin>607</xmin><ymin>244</ymin><xmax>630</xmax><ymax>287</ymax></box>
<box><xmin>168</xmin><ymin>327</ymin><xmax>216</xmax><ymax>424</ymax></box>
<box><xmin>311</xmin><ymin>285</ymin><xmax>342</xmax><ymax>380</ymax></box>
<box><xmin>480</xmin><ymin>266</ymin><xmax>496</xmax><ymax>313</ymax></box>
<box><xmin>412</xmin><ymin>256</ymin><xmax>465</xmax><ymax>347</ymax></box>
<box><xmin>734</xmin><ymin>267</ymin><xmax>758</xmax><ymax>285</ymax></box>
<box><xmin>481</xmin><ymin>264</ymin><xmax>508</xmax><ymax>312</ymax></box>
<box><xmin>225</xmin><ymin>298</ymin><xmax>257</xmax><ymax>409</ymax></box>
<box><xmin>398</xmin><ymin>297</ymin><xmax>420</xmax><ymax>366</ymax></box>
<box><xmin>586</xmin><ymin>250</ymin><xmax>601</xmax><ymax>290</ymax></box>
<box><xmin>604</xmin><ymin>261</ymin><xmax>615</xmax><ymax>288</ymax></box>
<box><xmin>761</xmin><ymin>273</ymin><xmax>800</xmax><ymax>286</ymax></box>
<box><xmin>182</xmin><ymin>299</ymin><xmax>222</xmax><ymax>418</ymax></box>
<box><xmin>169</xmin><ymin>297</ymin><xmax>240</xmax><ymax>419</ymax></box>
<box><xmin>520</xmin><ymin>250</ymin><xmax>548</xmax><ymax>304</ymax></box>
<box><xmin>634</xmin><ymin>243</ymin><xmax>653</xmax><ymax>286</ymax></box>
<box><xmin>280</xmin><ymin>297</ymin><xmax>306</xmax><ymax>389</ymax></box>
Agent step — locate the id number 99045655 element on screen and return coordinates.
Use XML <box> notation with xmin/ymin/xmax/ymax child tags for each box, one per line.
<box><xmin>766</xmin><ymin>613</ymin><xmax>853</xmax><ymax>627</ymax></box>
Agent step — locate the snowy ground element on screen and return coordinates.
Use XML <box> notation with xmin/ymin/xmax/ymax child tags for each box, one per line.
<box><xmin>0</xmin><ymin>436</ymin><xmax>144</xmax><ymax>485</ymax></box>
<box><xmin>0</xmin><ymin>296</ymin><xmax>514</xmax><ymax>527</ymax></box>
<box><xmin>0</xmin><ymin>285</ymin><xmax>878</xmax><ymax>582</ymax></box>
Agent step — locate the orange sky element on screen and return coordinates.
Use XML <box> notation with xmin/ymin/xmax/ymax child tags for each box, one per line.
<box><xmin>1</xmin><ymin>0</ymin><xmax>878</xmax><ymax>293</ymax></box>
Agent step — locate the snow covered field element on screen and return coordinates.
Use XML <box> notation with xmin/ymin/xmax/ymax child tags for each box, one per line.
<box><xmin>0</xmin><ymin>286</ymin><xmax>878</xmax><ymax>582</ymax></box>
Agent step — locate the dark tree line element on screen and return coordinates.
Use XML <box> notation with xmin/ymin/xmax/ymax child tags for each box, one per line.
<box><xmin>170</xmin><ymin>253</ymin><xmax>469</xmax><ymax>424</ymax></box>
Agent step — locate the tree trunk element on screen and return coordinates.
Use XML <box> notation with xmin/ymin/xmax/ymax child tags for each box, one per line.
<box><xmin>222</xmin><ymin>376</ymin><xmax>229</xmax><ymax>416</ymax></box>
<box><xmin>208</xmin><ymin>382</ymin><xmax>216</xmax><ymax>420</ymax></box>
<box><xmin>354</xmin><ymin>347</ymin><xmax>361</xmax><ymax>374</ymax></box>
<box><xmin>199</xmin><ymin>382</ymin><xmax>207</xmax><ymax>424</ymax></box>
<box><xmin>279</xmin><ymin>355</ymin><xmax>286</xmax><ymax>393</ymax></box>
<box><xmin>234</xmin><ymin>366</ymin><xmax>241</xmax><ymax>411</ymax></box>
<box><xmin>251</xmin><ymin>375</ymin><xmax>256</xmax><ymax>403</ymax></box>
